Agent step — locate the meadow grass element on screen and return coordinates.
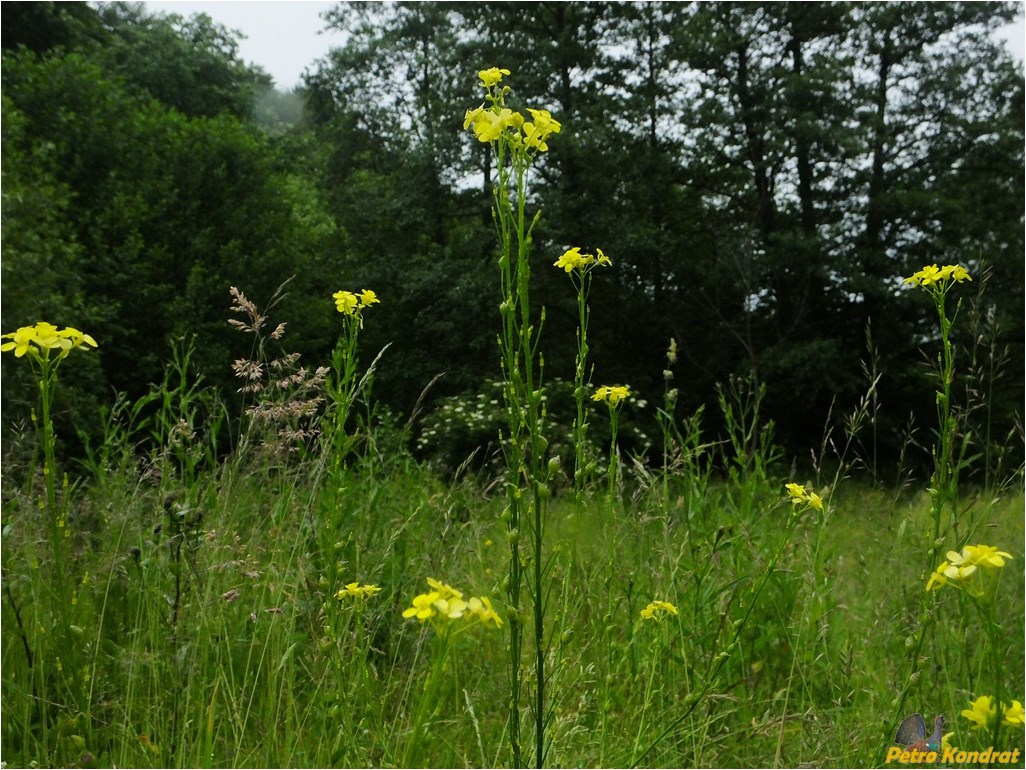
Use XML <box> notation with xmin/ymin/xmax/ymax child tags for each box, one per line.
<box><xmin>1</xmin><ymin>434</ymin><xmax>1022</xmax><ymax>767</ymax></box>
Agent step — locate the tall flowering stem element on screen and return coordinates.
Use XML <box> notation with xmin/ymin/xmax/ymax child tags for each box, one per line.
<box><xmin>553</xmin><ymin>247</ymin><xmax>611</xmax><ymax>508</ymax></box>
<box><xmin>2</xmin><ymin>323</ymin><xmax>97</xmax><ymax>593</ymax></box>
<box><xmin>465</xmin><ymin>67</ymin><xmax>561</xmax><ymax>768</ymax></box>
<box><xmin>878</xmin><ymin>264</ymin><xmax>971</xmax><ymax>762</ymax></box>
<box><xmin>903</xmin><ymin>264</ymin><xmax>972</xmax><ymax>554</ymax></box>
<box><xmin>326</xmin><ymin>290</ymin><xmax>379</xmax><ymax>479</ymax></box>
<box><xmin>593</xmin><ymin>385</ymin><xmax>631</xmax><ymax>502</ymax></box>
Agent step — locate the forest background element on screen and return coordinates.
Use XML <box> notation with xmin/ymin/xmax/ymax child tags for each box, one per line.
<box><xmin>2</xmin><ymin>0</ymin><xmax>1023</xmax><ymax>482</ymax></box>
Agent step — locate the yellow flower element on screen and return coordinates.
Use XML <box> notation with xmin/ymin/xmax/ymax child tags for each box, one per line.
<box><xmin>402</xmin><ymin>591</ymin><xmax>440</xmax><ymax>621</ymax></box>
<box><xmin>956</xmin><ymin>544</ymin><xmax>1013</xmax><ymax>568</ymax></box>
<box><xmin>426</xmin><ymin>577</ymin><xmax>463</xmax><ymax>600</ymax></box>
<box><xmin>592</xmin><ymin>385</ymin><xmax>631</xmax><ymax>406</ymax></box>
<box><xmin>594</xmin><ymin>247</ymin><xmax>611</xmax><ymax>267</ymax></box>
<box><xmin>927</xmin><ymin>543</ymin><xmax>1012</xmax><ymax>592</ymax></box>
<box><xmin>463</xmin><ymin>105</ymin><xmax>485</xmax><ymax>129</ymax></box>
<box><xmin>2</xmin><ymin>322</ymin><xmax>98</xmax><ymax>360</ymax></box>
<box><xmin>807</xmin><ymin>492</ymin><xmax>824</xmax><ymax>511</ymax></box>
<box><xmin>904</xmin><ymin>263</ymin><xmax>972</xmax><ymax>287</ymax></box>
<box><xmin>433</xmin><ymin>596</ymin><xmax>469</xmax><ymax>619</ymax></box>
<box><xmin>337</xmin><ymin>582</ymin><xmax>381</xmax><ymax>600</ymax></box>
<box><xmin>961</xmin><ymin>696</ymin><xmax>1026</xmax><ymax>731</ymax></box>
<box><xmin>467</xmin><ymin>596</ymin><xmax>503</xmax><ymax>628</ymax></box>
<box><xmin>58</xmin><ymin>326</ymin><xmax>98</xmax><ymax>355</ymax></box>
<box><xmin>554</xmin><ymin>247</ymin><xmax>586</xmax><ymax>273</ymax></box>
<box><xmin>1</xmin><ymin>326</ymin><xmax>38</xmax><ymax>357</ymax></box>
<box><xmin>785</xmin><ymin>483</ymin><xmax>807</xmax><ymax>503</ymax></box>
<box><xmin>472</xmin><ymin>107</ymin><xmax>524</xmax><ymax>143</ymax></box>
<box><xmin>522</xmin><ymin>109</ymin><xmax>561</xmax><ymax>152</ymax></box>
<box><xmin>358</xmin><ymin>289</ymin><xmax>379</xmax><ymax>308</ymax></box>
<box><xmin>478</xmin><ymin>67</ymin><xmax>510</xmax><ymax>89</ymax></box>
<box><xmin>333</xmin><ymin>290</ymin><xmax>358</xmax><ymax>315</ymax></box>
<box><xmin>640</xmin><ymin>600</ymin><xmax>678</xmax><ymax>621</ymax></box>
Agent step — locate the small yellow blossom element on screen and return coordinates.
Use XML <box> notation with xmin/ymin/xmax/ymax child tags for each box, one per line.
<box><xmin>426</xmin><ymin>577</ymin><xmax>463</xmax><ymax>600</ymax></box>
<box><xmin>1</xmin><ymin>326</ymin><xmax>38</xmax><ymax>358</ymax></box>
<box><xmin>333</xmin><ymin>290</ymin><xmax>359</xmax><ymax>315</ymax></box>
<box><xmin>927</xmin><ymin>543</ymin><xmax>1012</xmax><ymax>592</ymax></box>
<box><xmin>337</xmin><ymin>582</ymin><xmax>381</xmax><ymax>600</ymax></box>
<box><xmin>358</xmin><ymin>289</ymin><xmax>380</xmax><ymax>308</ymax></box>
<box><xmin>2</xmin><ymin>322</ymin><xmax>98</xmax><ymax>360</ymax></box>
<box><xmin>467</xmin><ymin>596</ymin><xmax>504</xmax><ymax>627</ymax></box>
<box><xmin>785</xmin><ymin>482</ymin><xmax>825</xmax><ymax>513</ymax></box>
<box><xmin>403</xmin><ymin>579</ymin><xmax>502</xmax><ymax>630</ymax></box>
<box><xmin>961</xmin><ymin>696</ymin><xmax>1025</xmax><ymax>731</ymax></box>
<box><xmin>904</xmin><ymin>263</ymin><xmax>972</xmax><ymax>287</ymax></box>
<box><xmin>403</xmin><ymin>591</ymin><xmax>441</xmax><ymax>621</ymax></box>
<box><xmin>785</xmin><ymin>483</ymin><xmax>807</xmax><ymax>503</ymax></box>
<box><xmin>640</xmin><ymin>600</ymin><xmax>678</xmax><ymax>621</ymax></box>
<box><xmin>593</xmin><ymin>385</ymin><xmax>630</xmax><ymax>406</ymax></box>
<box><xmin>478</xmin><ymin>67</ymin><xmax>510</xmax><ymax>89</ymax></box>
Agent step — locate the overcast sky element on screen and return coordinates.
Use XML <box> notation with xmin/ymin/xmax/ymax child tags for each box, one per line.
<box><xmin>139</xmin><ymin>0</ymin><xmax>1025</xmax><ymax>91</ymax></box>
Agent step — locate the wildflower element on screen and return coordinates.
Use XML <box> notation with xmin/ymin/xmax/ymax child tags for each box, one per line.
<box><xmin>904</xmin><ymin>264</ymin><xmax>972</xmax><ymax>287</ymax></box>
<box><xmin>553</xmin><ymin>246</ymin><xmax>612</xmax><ymax>274</ymax></box>
<box><xmin>640</xmin><ymin>600</ymin><xmax>678</xmax><ymax>621</ymax></box>
<box><xmin>333</xmin><ymin>290</ymin><xmax>359</xmax><ymax>315</ymax></box>
<box><xmin>403</xmin><ymin>591</ymin><xmax>441</xmax><ymax>621</ymax></box>
<box><xmin>433</xmin><ymin>596</ymin><xmax>469</xmax><ymax>619</ymax></box>
<box><xmin>426</xmin><ymin>577</ymin><xmax>463</xmax><ymax>600</ymax></box>
<box><xmin>1</xmin><ymin>326</ymin><xmax>37</xmax><ymax>358</ymax></box>
<box><xmin>554</xmin><ymin>247</ymin><xmax>586</xmax><ymax>273</ymax></box>
<box><xmin>478</xmin><ymin>67</ymin><xmax>510</xmax><ymax>89</ymax></box>
<box><xmin>926</xmin><ymin>544</ymin><xmax>1012</xmax><ymax>591</ymax></box>
<box><xmin>59</xmin><ymin>326</ymin><xmax>98</xmax><ymax>352</ymax></box>
<box><xmin>464</xmin><ymin>105</ymin><xmax>485</xmax><ymax>129</ymax></box>
<box><xmin>358</xmin><ymin>289</ymin><xmax>380</xmax><ymax>308</ymax></box>
<box><xmin>593</xmin><ymin>385</ymin><xmax>630</xmax><ymax>406</ymax></box>
<box><xmin>961</xmin><ymin>696</ymin><xmax>1026</xmax><ymax>731</ymax></box>
<box><xmin>2</xmin><ymin>322</ymin><xmax>98</xmax><ymax>360</ymax></box>
<box><xmin>784</xmin><ymin>482</ymin><xmax>824</xmax><ymax>512</ymax></box>
<box><xmin>522</xmin><ymin>108</ymin><xmax>561</xmax><ymax>152</ymax></box>
<box><xmin>337</xmin><ymin>582</ymin><xmax>381</xmax><ymax>600</ymax></box>
<box><xmin>467</xmin><ymin>596</ymin><xmax>503</xmax><ymax>627</ymax></box>
<box><xmin>785</xmin><ymin>483</ymin><xmax>807</xmax><ymax>504</ymax></box>
<box><xmin>471</xmin><ymin>107</ymin><xmax>523</xmax><ymax>143</ymax></box>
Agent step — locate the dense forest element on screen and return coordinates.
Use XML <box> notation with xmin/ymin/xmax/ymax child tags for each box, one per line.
<box><xmin>2</xmin><ymin>0</ymin><xmax>1023</xmax><ymax>483</ymax></box>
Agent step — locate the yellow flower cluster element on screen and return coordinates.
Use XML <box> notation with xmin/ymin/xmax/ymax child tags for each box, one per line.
<box><xmin>553</xmin><ymin>246</ymin><xmax>612</xmax><ymax>274</ymax></box>
<box><xmin>333</xmin><ymin>289</ymin><xmax>379</xmax><ymax>316</ymax></box>
<box><xmin>784</xmin><ymin>482</ymin><xmax>824</xmax><ymax>511</ymax></box>
<box><xmin>336</xmin><ymin>582</ymin><xmax>381</xmax><ymax>600</ymax></box>
<box><xmin>926</xmin><ymin>544</ymin><xmax>1012</xmax><ymax>592</ymax></box>
<box><xmin>961</xmin><ymin>695</ymin><xmax>1026</xmax><ymax>731</ymax></box>
<box><xmin>402</xmin><ymin>577</ymin><xmax>503</xmax><ymax>628</ymax></box>
<box><xmin>1</xmin><ymin>322</ymin><xmax>97</xmax><ymax>360</ymax></box>
<box><xmin>463</xmin><ymin>68</ymin><xmax>562</xmax><ymax>152</ymax></box>
<box><xmin>592</xmin><ymin>385</ymin><xmax>630</xmax><ymax>407</ymax></box>
<box><xmin>640</xmin><ymin>600</ymin><xmax>678</xmax><ymax>622</ymax></box>
<box><xmin>903</xmin><ymin>264</ymin><xmax>972</xmax><ymax>287</ymax></box>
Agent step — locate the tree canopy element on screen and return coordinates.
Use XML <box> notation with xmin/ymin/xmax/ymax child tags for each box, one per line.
<box><xmin>3</xmin><ymin>0</ymin><xmax>1022</xmax><ymax>481</ymax></box>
